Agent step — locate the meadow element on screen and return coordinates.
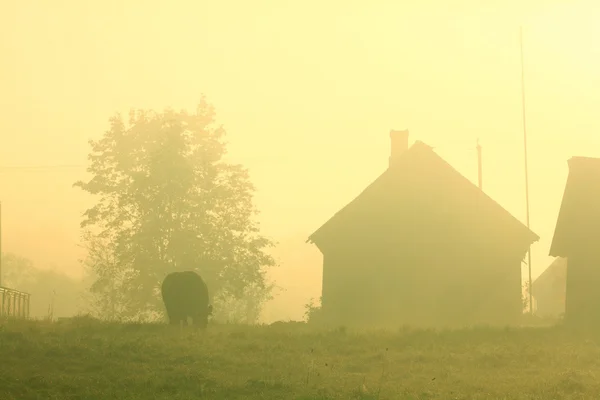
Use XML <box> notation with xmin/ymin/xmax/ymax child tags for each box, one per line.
<box><xmin>1</xmin><ymin>317</ymin><xmax>600</xmax><ymax>399</ymax></box>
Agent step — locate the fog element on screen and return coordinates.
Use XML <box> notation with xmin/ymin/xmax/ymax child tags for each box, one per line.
<box><xmin>1</xmin><ymin>0</ymin><xmax>600</xmax><ymax>322</ymax></box>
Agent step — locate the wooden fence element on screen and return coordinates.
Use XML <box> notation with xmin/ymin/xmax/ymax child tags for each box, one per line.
<box><xmin>0</xmin><ymin>286</ymin><xmax>30</xmax><ymax>319</ymax></box>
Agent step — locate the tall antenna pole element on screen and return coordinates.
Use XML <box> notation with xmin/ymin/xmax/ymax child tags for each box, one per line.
<box><xmin>520</xmin><ymin>26</ymin><xmax>534</xmax><ymax>315</ymax></box>
<box><xmin>476</xmin><ymin>138</ymin><xmax>483</xmax><ymax>190</ymax></box>
<box><xmin>0</xmin><ymin>201</ymin><xmax>3</xmax><ymax>287</ymax></box>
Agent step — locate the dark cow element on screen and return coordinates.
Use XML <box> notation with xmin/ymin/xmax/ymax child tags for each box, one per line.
<box><xmin>161</xmin><ymin>271</ymin><xmax>213</xmax><ymax>328</ymax></box>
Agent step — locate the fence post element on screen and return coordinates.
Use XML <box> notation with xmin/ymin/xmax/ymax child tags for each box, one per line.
<box><xmin>19</xmin><ymin>293</ymin><xmax>25</xmax><ymax>318</ymax></box>
<box><xmin>0</xmin><ymin>288</ymin><xmax>31</xmax><ymax>319</ymax></box>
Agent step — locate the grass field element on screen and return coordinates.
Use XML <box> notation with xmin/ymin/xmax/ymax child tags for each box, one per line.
<box><xmin>1</xmin><ymin>317</ymin><xmax>600</xmax><ymax>399</ymax></box>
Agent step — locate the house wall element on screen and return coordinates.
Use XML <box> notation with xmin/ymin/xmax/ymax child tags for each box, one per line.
<box><xmin>320</xmin><ymin>245</ymin><xmax>361</xmax><ymax>324</ymax></box>
<box><xmin>319</xmin><ymin>237</ymin><xmax>523</xmax><ymax>328</ymax></box>
<box><xmin>534</xmin><ymin>279</ymin><xmax>566</xmax><ymax>318</ymax></box>
<box><xmin>534</xmin><ymin>290</ymin><xmax>565</xmax><ymax>317</ymax></box>
<box><xmin>532</xmin><ymin>259</ymin><xmax>567</xmax><ymax>318</ymax></box>
<box><xmin>469</xmin><ymin>254</ymin><xmax>523</xmax><ymax>325</ymax></box>
<box><xmin>407</xmin><ymin>245</ymin><xmax>522</xmax><ymax>327</ymax></box>
<box><xmin>565</xmin><ymin>251</ymin><xmax>600</xmax><ymax>324</ymax></box>
<box><xmin>320</xmin><ymin>244</ymin><xmax>413</xmax><ymax>327</ymax></box>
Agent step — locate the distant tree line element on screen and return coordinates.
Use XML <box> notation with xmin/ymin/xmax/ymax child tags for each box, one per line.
<box><xmin>1</xmin><ymin>253</ymin><xmax>88</xmax><ymax>319</ymax></box>
<box><xmin>74</xmin><ymin>96</ymin><xmax>277</xmax><ymax>323</ymax></box>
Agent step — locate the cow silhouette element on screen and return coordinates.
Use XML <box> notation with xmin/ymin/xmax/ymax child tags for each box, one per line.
<box><xmin>161</xmin><ymin>271</ymin><xmax>213</xmax><ymax>328</ymax></box>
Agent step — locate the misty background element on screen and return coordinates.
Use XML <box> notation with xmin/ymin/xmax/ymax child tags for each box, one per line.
<box><xmin>1</xmin><ymin>0</ymin><xmax>599</xmax><ymax>321</ymax></box>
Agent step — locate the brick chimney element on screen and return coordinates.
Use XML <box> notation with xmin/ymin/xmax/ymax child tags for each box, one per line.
<box><xmin>389</xmin><ymin>129</ymin><xmax>409</xmax><ymax>167</ymax></box>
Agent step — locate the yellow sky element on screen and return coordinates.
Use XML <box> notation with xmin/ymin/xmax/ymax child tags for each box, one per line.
<box><xmin>1</xmin><ymin>0</ymin><xmax>600</xmax><ymax>320</ymax></box>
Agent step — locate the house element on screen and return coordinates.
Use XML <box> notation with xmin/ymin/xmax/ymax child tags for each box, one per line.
<box><xmin>549</xmin><ymin>156</ymin><xmax>600</xmax><ymax>325</ymax></box>
<box><xmin>307</xmin><ymin>130</ymin><xmax>540</xmax><ymax>328</ymax></box>
<box><xmin>532</xmin><ymin>257</ymin><xmax>567</xmax><ymax>318</ymax></box>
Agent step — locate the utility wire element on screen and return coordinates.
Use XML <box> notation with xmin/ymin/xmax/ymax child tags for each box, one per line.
<box><xmin>0</xmin><ymin>165</ymin><xmax>86</xmax><ymax>172</ymax></box>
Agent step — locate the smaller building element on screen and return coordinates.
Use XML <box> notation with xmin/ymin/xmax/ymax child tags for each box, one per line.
<box><xmin>549</xmin><ymin>156</ymin><xmax>600</xmax><ymax>325</ymax></box>
<box><xmin>532</xmin><ymin>257</ymin><xmax>566</xmax><ymax>318</ymax></box>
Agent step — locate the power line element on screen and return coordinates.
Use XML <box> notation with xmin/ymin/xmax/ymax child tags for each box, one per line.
<box><xmin>0</xmin><ymin>164</ymin><xmax>86</xmax><ymax>172</ymax></box>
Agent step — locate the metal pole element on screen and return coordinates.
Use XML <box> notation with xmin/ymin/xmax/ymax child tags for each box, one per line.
<box><xmin>0</xmin><ymin>201</ymin><xmax>2</xmax><ymax>288</ymax></box>
<box><xmin>520</xmin><ymin>26</ymin><xmax>534</xmax><ymax>315</ymax></box>
<box><xmin>476</xmin><ymin>139</ymin><xmax>483</xmax><ymax>190</ymax></box>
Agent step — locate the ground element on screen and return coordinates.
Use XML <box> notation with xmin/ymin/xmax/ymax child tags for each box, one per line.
<box><xmin>1</xmin><ymin>317</ymin><xmax>600</xmax><ymax>399</ymax></box>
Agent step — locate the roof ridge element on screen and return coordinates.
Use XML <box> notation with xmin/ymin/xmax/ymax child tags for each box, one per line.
<box><xmin>308</xmin><ymin>140</ymin><xmax>539</xmax><ymax>246</ymax></box>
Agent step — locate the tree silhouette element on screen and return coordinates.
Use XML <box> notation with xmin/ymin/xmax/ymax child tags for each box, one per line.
<box><xmin>74</xmin><ymin>97</ymin><xmax>276</xmax><ymax>322</ymax></box>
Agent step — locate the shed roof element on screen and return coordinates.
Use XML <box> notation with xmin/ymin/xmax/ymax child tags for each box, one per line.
<box><xmin>308</xmin><ymin>140</ymin><xmax>539</xmax><ymax>251</ymax></box>
<box><xmin>549</xmin><ymin>156</ymin><xmax>600</xmax><ymax>257</ymax></box>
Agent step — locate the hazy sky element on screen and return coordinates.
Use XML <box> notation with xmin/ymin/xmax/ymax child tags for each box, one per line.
<box><xmin>1</xmin><ymin>0</ymin><xmax>599</xmax><ymax>319</ymax></box>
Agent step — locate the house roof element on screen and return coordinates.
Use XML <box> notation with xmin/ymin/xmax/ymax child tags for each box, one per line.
<box><xmin>549</xmin><ymin>156</ymin><xmax>600</xmax><ymax>257</ymax></box>
<box><xmin>532</xmin><ymin>257</ymin><xmax>567</xmax><ymax>292</ymax></box>
<box><xmin>308</xmin><ymin>140</ymin><xmax>540</xmax><ymax>251</ymax></box>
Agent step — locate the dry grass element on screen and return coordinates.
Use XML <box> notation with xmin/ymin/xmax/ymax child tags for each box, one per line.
<box><xmin>1</xmin><ymin>317</ymin><xmax>600</xmax><ymax>399</ymax></box>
